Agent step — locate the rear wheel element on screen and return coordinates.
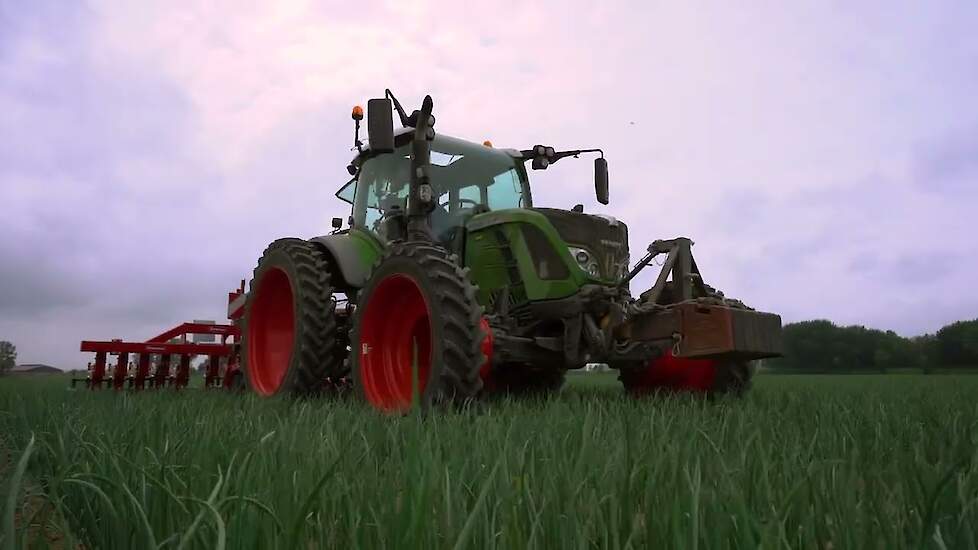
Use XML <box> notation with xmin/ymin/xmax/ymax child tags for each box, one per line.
<box><xmin>350</xmin><ymin>242</ymin><xmax>487</xmax><ymax>412</ymax></box>
<box><xmin>711</xmin><ymin>360</ymin><xmax>753</xmax><ymax>396</ymax></box>
<box><xmin>241</xmin><ymin>238</ymin><xmax>343</xmax><ymax>396</ymax></box>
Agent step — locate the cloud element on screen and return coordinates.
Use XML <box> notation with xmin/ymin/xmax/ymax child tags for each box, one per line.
<box><xmin>914</xmin><ymin>126</ymin><xmax>978</xmax><ymax>194</ymax></box>
<box><xmin>694</xmin><ymin>167</ymin><xmax>978</xmax><ymax>334</ymax></box>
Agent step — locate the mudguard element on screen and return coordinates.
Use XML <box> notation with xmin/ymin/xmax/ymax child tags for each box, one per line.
<box><xmin>309</xmin><ymin>229</ymin><xmax>383</xmax><ymax>289</ymax></box>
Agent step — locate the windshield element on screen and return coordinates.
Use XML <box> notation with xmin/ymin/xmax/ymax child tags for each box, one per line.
<box><xmin>349</xmin><ymin>135</ymin><xmax>530</xmax><ymax>241</ymax></box>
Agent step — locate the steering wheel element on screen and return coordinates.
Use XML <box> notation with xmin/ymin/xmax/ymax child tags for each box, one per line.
<box><xmin>439</xmin><ymin>198</ymin><xmax>481</xmax><ymax>210</ymax></box>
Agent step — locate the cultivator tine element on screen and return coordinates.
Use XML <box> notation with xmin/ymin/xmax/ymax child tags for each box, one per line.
<box><xmin>134</xmin><ymin>353</ymin><xmax>151</xmax><ymax>390</ymax></box>
<box><xmin>111</xmin><ymin>352</ymin><xmax>129</xmax><ymax>390</ymax></box>
<box><xmin>154</xmin><ymin>354</ymin><xmax>171</xmax><ymax>388</ymax></box>
<box><xmin>175</xmin><ymin>355</ymin><xmax>191</xmax><ymax>388</ymax></box>
<box><xmin>222</xmin><ymin>348</ymin><xmax>241</xmax><ymax>390</ymax></box>
<box><xmin>90</xmin><ymin>352</ymin><xmax>107</xmax><ymax>389</ymax></box>
<box><xmin>205</xmin><ymin>354</ymin><xmax>221</xmax><ymax>388</ymax></box>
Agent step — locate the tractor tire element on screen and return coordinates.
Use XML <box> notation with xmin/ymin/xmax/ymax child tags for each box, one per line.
<box><xmin>618</xmin><ymin>353</ymin><xmax>754</xmax><ymax>398</ymax></box>
<box><xmin>350</xmin><ymin>241</ymin><xmax>487</xmax><ymax>412</ymax></box>
<box><xmin>484</xmin><ymin>363</ymin><xmax>565</xmax><ymax>398</ymax></box>
<box><xmin>711</xmin><ymin>360</ymin><xmax>753</xmax><ymax>397</ymax></box>
<box><xmin>241</xmin><ymin>238</ymin><xmax>343</xmax><ymax>397</ymax></box>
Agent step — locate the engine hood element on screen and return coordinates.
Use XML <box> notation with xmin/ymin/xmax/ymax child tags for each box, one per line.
<box><xmin>531</xmin><ymin>208</ymin><xmax>630</xmax><ymax>280</ymax></box>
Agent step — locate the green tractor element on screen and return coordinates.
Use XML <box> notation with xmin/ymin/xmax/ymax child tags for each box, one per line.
<box><xmin>240</xmin><ymin>91</ymin><xmax>782</xmax><ymax>411</ymax></box>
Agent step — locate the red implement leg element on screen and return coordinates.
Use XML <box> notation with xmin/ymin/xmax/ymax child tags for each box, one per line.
<box><xmin>112</xmin><ymin>352</ymin><xmax>129</xmax><ymax>390</ymax></box>
<box><xmin>222</xmin><ymin>350</ymin><xmax>240</xmax><ymax>390</ymax></box>
<box><xmin>90</xmin><ymin>352</ymin><xmax>107</xmax><ymax>389</ymax></box>
<box><xmin>175</xmin><ymin>354</ymin><xmax>191</xmax><ymax>388</ymax></box>
<box><xmin>205</xmin><ymin>354</ymin><xmax>220</xmax><ymax>388</ymax></box>
<box><xmin>134</xmin><ymin>353</ymin><xmax>151</xmax><ymax>390</ymax></box>
<box><xmin>154</xmin><ymin>354</ymin><xmax>171</xmax><ymax>388</ymax></box>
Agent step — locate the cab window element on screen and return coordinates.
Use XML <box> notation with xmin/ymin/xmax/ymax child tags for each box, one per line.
<box><xmin>349</xmin><ymin>136</ymin><xmax>529</xmax><ymax>242</ymax></box>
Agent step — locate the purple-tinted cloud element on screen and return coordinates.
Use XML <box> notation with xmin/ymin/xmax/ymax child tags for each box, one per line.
<box><xmin>914</xmin><ymin>126</ymin><xmax>978</xmax><ymax>194</ymax></box>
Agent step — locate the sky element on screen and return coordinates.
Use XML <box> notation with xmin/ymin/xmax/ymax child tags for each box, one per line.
<box><xmin>1</xmin><ymin>1</ymin><xmax>977</xmax><ymax>369</ymax></box>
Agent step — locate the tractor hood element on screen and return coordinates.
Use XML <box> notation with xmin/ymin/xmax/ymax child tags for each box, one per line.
<box><xmin>531</xmin><ymin>208</ymin><xmax>630</xmax><ymax>281</ymax></box>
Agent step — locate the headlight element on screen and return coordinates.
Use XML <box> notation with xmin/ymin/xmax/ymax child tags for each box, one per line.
<box><xmin>568</xmin><ymin>246</ymin><xmax>601</xmax><ymax>278</ymax></box>
<box><xmin>617</xmin><ymin>257</ymin><xmax>631</xmax><ymax>280</ymax></box>
<box><xmin>568</xmin><ymin>246</ymin><xmax>589</xmax><ymax>265</ymax></box>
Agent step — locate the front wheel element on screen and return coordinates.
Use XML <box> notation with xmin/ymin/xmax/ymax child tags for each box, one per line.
<box><xmin>350</xmin><ymin>242</ymin><xmax>488</xmax><ymax>412</ymax></box>
<box><xmin>618</xmin><ymin>352</ymin><xmax>753</xmax><ymax>397</ymax></box>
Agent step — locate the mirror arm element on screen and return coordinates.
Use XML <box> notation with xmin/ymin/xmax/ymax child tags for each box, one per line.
<box><xmin>385</xmin><ymin>89</ymin><xmax>411</xmax><ymax>128</ymax></box>
<box><xmin>518</xmin><ymin>147</ymin><xmax>604</xmax><ymax>167</ymax></box>
<box><xmin>552</xmin><ymin>148</ymin><xmax>603</xmax><ymax>163</ymax></box>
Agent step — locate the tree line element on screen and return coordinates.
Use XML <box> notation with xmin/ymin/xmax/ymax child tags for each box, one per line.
<box><xmin>766</xmin><ymin>318</ymin><xmax>978</xmax><ymax>373</ymax></box>
<box><xmin>0</xmin><ymin>340</ymin><xmax>16</xmax><ymax>374</ymax></box>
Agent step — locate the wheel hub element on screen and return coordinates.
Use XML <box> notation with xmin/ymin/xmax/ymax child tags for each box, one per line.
<box><xmin>358</xmin><ymin>274</ymin><xmax>432</xmax><ymax>411</ymax></box>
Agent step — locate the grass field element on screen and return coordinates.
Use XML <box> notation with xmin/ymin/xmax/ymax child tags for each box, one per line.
<box><xmin>1</xmin><ymin>373</ymin><xmax>976</xmax><ymax>549</ymax></box>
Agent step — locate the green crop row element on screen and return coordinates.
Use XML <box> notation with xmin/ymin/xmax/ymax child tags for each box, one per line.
<box><xmin>1</xmin><ymin>374</ymin><xmax>976</xmax><ymax>549</ymax></box>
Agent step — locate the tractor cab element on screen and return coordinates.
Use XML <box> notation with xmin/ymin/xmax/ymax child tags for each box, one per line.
<box><xmin>337</xmin><ymin>132</ymin><xmax>532</xmax><ymax>245</ymax></box>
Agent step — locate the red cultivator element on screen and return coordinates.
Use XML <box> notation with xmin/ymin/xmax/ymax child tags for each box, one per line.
<box><xmin>75</xmin><ymin>282</ymin><xmax>247</xmax><ymax>391</ymax></box>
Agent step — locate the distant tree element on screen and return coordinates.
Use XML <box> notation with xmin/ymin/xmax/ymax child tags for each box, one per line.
<box><xmin>871</xmin><ymin>329</ymin><xmax>917</xmax><ymax>371</ymax></box>
<box><xmin>772</xmin><ymin>321</ymin><xmax>922</xmax><ymax>373</ymax></box>
<box><xmin>936</xmin><ymin>319</ymin><xmax>978</xmax><ymax>368</ymax></box>
<box><xmin>909</xmin><ymin>334</ymin><xmax>939</xmax><ymax>373</ymax></box>
<box><xmin>773</xmin><ymin>320</ymin><xmax>841</xmax><ymax>372</ymax></box>
<box><xmin>0</xmin><ymin>341</ymin><xmax>16</xmax><ymax>375</ymax></box>
<box><xmin>767</xmin><ymin>318</ymin><xmax>978</xmax><ymax>373</ymax></box>
<box><xmin>836</xmin><ymin>325</ymin><xmax>878</xmax><ymax>371</ymax></box>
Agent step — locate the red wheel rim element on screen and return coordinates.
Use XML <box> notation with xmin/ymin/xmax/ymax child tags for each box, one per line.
<box><xmin>358</xmin><ymin>274</ymin><xmax>432</xmax><ymax>411</ymax></box>
<box><xmin>631</xmin><ymin>351</ymin><xmax>717</xmax><ymax>394</ymax></box>
<box><xmin>247</xmin><ymin>268</ymin><xmax>295</xmax><ymax>396</ymax></box>
<box><xmin>478</xmin><ymin>317</ymin><xmax>493</xmax><ymax>386</ymax></box>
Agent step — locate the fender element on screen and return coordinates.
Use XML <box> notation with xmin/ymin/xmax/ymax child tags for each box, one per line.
<box><xmin>309</xmin><ymin>229</ymin><xmax>383</xmax><ymax>290</ymax></box>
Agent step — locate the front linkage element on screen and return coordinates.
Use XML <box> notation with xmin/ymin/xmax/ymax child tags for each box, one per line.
<box><xmin>484</xmin><ymin>236</ymin><xmax>782</xmax><ymax>395</ymax></box>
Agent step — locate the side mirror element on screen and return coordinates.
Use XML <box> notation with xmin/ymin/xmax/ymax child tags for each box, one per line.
<box><xmin>594</xmin><ymin>157</ymin><xmax>609</xmax><ymax>205</ymax></box>
<box><xmin>367</xmin><ymin>98</ymin><xmax>395</xmax><ymax>153</ymax></box>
